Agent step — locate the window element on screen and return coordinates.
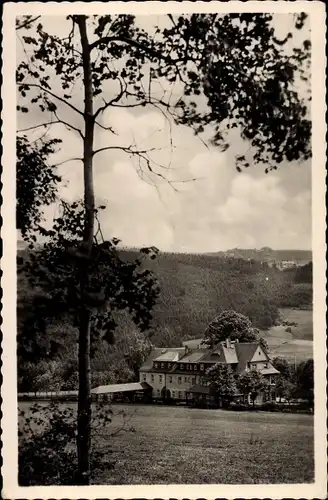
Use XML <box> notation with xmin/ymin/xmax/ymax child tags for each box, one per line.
<box><xmin>161</xmin><ymin>362</ymin><xmax>164</xmax><ymax>369</ymax></box>
<box><xmin>151</xmin><ymin>374</ymin><xmax>154</xmax><ymax>382</ymax></box>
<box><xmin>192</xmin><ymin>377</ymin><xmax>196</xmax><ymax>385</ymax></box>
<box><xmin>169</xmin><ymin>376</ymin><xmax>172</xmax><ymax>384</ymax></box>
<box><xmin>194</xmin><ymin>364</ymin><xmax>197</xmax><ymax>371</ymax></box>
<box><xmin>143</xmin><ymin>374</ymin><xmax>147</xmax><ymax>381</ymax></box>
<box><xmin>179</xmin><ymin>391</ymin><xmax>183</xmax><ymax>399</ymax></box>
<box><xmin>154</xmin><ymin>362</ymin><xmax>158</xmax><ymax>368</ymax></box>
<box><xmin>200</xmin><ymin>364</ymin><xmax>204</xmax><ymax>371</ymax></box>
<box><xmin>180</xmin><ymin>364</ymin><xmax>184</xmax><ymax>370</ymax></box>
<box><xmin>172</xmin><ymin>391</ymin><xmax>176</xmax><ymax>398</ymax></box>
<box><xmin>178</xmin><ymin>377</ymin><xmax>182</xmax><ymax>385</ymax></box>
<box><xmin>157</xmin><ymin>390</ymin><xmax>160</xmax><ymax>396</ymax></box>
<box><xmin>159</xmin><ymin>375</ymin><xmax>162</xmax><ymax>383</ymax></box>
<box><xmin>168</xmin><ymin>363</ymin><xmax>171</xmax><ymax>369</ymax></box>
<box><xmin>185</xmin><ymin>377</ymin><xmax>188</xmax><ymax>383</ymax></box>
<box><xmin>186</xmin><ymin>364</ymin><xmax>189</xmax><ymax>371</ymax></box>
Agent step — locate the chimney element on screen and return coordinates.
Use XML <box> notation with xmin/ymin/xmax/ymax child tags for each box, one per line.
<box><xmin>226</xmin><ymin>337</ymin><xmax>231</xmax><ymax>349</ymax></box>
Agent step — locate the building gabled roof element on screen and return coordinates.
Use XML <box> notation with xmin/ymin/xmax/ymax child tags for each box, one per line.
<box><xmin>234</xmin><ymin>343</ymin><xmax>259</xmax><ymax>373</ymax></box>
<box><xmin>179</xmin><ymin>350</ymin><xmax>206</xmax><ymax>363</ymax></box>
<box><xmin>259</xmin><ymin>364</ymin><xmax>280</xmax><ymax>376</ymax></box>
<box><xmin>154</xmin><ymin>351</ymin><xmax>181</xmax><ymax>362</ymax></box>
<box><xmin>140</xmin><ymin>347</ymin><xmax>186</xmax><ymax>371</ymax></box>
<box><xmin>182</xmin><ymin>338</ymin><xmax>206</xmax><ymax>349</ymax></box>
<box><xmin>222</xmin><ymin>346</ymin><xmax>239</xmax><ymax>364</ymax></box>
<box><xmin>139</xmin><ymin>347</ymin><xmax>165</xmax><ymax>371</ymax></box>
<box><xmin>91</xmin><ymin>382</ymin><xmax>151</xmax><ymax>394</ymax></box>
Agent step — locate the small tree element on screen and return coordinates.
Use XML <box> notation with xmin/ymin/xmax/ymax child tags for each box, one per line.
<box><xmin>275</xmin><ymin>377</ymin><xmax>296</xmax><ymax>404</ymax></box>
<box><xmin>272</xmin><ymin>356</ymin><xmax>295</xmax><ymax>381</ymax></box>
<box><xmin>294</xmin><ymin>359</ymin><xmax>314</xmax><ymax>406</ymax></box>
<box><xmin>237</xmin><ymin>370</ymin><xmax>268</xmax><ymax>407</ymax></box>
<box><xmin>205</xmin><ymin>363</ymin><xmax>237</xmax><ymax>405</ymax></box>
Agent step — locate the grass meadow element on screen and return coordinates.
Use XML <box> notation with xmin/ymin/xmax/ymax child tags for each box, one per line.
<box><xmin>19</xmin><ymin>402</ymin><xmax>314</xmax><ymax>485</ymax></box>
<box><xmin>262</xmin><ymin>307</ymin><xmax>313</xmax><ymax>362</ymax></box>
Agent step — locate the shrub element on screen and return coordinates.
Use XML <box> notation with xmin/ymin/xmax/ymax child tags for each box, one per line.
<box><xmin>18</xmin><ymin>401</ymin><xmax>119</xmax><ymax>485</ymax></box>
<box><xmin>261</xmin><ymin>400</ymin><xmax>279</xmax><ymax>412</ymax></box>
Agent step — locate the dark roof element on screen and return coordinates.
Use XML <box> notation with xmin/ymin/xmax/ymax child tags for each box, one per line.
<box><xmin>139</xmin><ymin>347</ymin><xmax>165</xmax><ymax>371</ymax></box>
<box><xmin>91</xmin><ymin>382</ymin><xmax>151</xmax><ymax>394</ymax></box>
<box><xmin>234</xmin><ymin>343</ymin><xmax>259</xmax><ymax>373</ymax></box>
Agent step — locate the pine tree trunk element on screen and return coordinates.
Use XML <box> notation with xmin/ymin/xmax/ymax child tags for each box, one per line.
<box><xmin>76</xmin><ymin>15</ymin><xmax>95</xmax><ymax>485</ymax></box>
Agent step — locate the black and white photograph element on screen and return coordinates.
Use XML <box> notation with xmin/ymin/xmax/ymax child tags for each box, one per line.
<box><xmin>2</xmin><ymin>1</ymin><xmax>327</xmax><ymax>498</ymax></box>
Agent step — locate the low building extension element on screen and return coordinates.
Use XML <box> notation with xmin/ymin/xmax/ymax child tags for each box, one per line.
<box><xmin>139</xmin><ymin>338</ymin><xmax>279</xmax><ymax>406</ymax></box>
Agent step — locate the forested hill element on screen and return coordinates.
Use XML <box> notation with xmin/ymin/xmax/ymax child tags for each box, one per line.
<box><xmin>205</xmin><ymin>247</ymin><xmax>312</xmax><ymax>263</ymax></box>
<box><xmin>17</xmin><ymin>249</ymin><xmax>313</xmax><ymax>348</ymax></box>
<box><xmin>17</xmin><ymin>247</ymin><xmax>312</xmax><ymax>391</ymax></box>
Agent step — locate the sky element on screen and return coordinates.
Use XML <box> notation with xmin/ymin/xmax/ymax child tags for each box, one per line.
<box><xmin>16</xmin><ymin>13</ymin><xmax>312</xmax><ymax>253</ymax></box>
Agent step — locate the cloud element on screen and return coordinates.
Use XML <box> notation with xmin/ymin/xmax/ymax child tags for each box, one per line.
<box><xmin>16</xmin><ymin>15</ymin><xmax>312</xmax><ymax>252</ymax></box>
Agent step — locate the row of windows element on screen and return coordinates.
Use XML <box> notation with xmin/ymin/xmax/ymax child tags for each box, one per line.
<box><xmin>153</xmin><ymin>362</ymin><xmax>205</xmax><ymax>371</ymax></box>
<box><xmin>250</xmin><ymin>362</ymin><xmax>269</xmax><ymax>370</ymax></box>
<box><xmin>143</xmin><ymin>373</ymin><xmax>196</xmax><ymax>385</ymax></box>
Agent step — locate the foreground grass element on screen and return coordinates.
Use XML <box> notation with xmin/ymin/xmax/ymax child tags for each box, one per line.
<box><xmin>94</xmin><ymin>404</ymin><xmax>314</xmax><ymax>484</ymax></box>
<box><xmin>19</xmin><ymin>402</ymin><xmax>314</xmax><ymax>485</ymax></box>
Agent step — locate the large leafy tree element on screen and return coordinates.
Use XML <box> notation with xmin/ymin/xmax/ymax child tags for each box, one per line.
<box><xmin>16</xmin><ymin>12</ymin><xmax>310</xmax><ymax>483</ymax></box>
<box><xmin>202</xmin><ymin>309</ymin><xmax>266</xmax><ymax>348</ymax></box>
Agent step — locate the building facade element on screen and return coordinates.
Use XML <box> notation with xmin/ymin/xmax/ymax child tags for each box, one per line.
<box><xmin>139</xmin><ymin>339</ymin><xmax>280</xmax><ymax>405</ymax></box>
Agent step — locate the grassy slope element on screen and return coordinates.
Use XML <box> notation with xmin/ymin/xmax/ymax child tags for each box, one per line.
<box><xmin>19</xmin><ymin>402</ymin><xmax>314</xmax><ymax>485</ymax></box>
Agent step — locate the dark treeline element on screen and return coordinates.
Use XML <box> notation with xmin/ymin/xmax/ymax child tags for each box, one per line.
<box><xmin>17</xmin><ymin>248</ymin><xmax>312</xmax><ymax>392</ymax></box>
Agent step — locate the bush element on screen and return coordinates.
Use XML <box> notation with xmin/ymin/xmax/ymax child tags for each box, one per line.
<box><xmin>18</xmin><ymin>402</ymin><xmax>117</xmax><ymax>485</ymax></box>
<box><xmin>261</xmin><ymin>401</ymin><xmax>279</xmax><ymax>412</ymax></box>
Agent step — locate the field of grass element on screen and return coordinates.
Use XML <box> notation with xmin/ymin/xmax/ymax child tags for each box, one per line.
<box><xmin>261</xmin><ymin>307</ymin><xmax>313</xmax><ymax>362</ymax></box>
<box><xmin>19</xmin><ymin>402</ymin><xmax>314</xmax><ymax>485</ymax></box>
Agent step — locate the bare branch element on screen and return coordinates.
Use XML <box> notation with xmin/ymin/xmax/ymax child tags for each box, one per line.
<box><xmin>94</xmin><ymin>120</ymin><xmax>117</xmax><ymax>134</ymax></box>
<box><xmin>53</xmin><ymin>110</ymin><xmax>84</xmax><ymax>139</ymax></box>
<box><xmin>20</xmin><ymin>83</ymin><xmax>84</xmax><ymax>117</ymax></box>
<box><xmin>17</xmin><ymin>122</ymin><xmax>62</xmax><ymax>133</ymax></box>
<box><xmin>50</xmin><ymin>157</ymin><xmax>83</xmax><ymax>168</ymax></box>
<box><xmin>17</xmin><ymin>116</ymin><xmax>84</xmax><ymax>139</ymax></box>
<box><xmin>16</xmin><ymin>16</ymin><xmax>41</xmax><ymax>31</ymax></box>
<box><xmin>92</xmin><ymin>145</ymin><xmax>158</xmax><ymax>157</ymax></box>
<box><xmin>94</xmin><ymin>78</ymin><xmax>126</xmax><ymax>119</ymax></box>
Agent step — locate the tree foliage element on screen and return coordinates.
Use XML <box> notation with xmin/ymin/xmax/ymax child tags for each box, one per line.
<box><xmin>16</xmin><ymin>136</ymin><xmax>61</xmax><ymax>239</ymax></box>
<box><xmin>17</xmin><ymin>13</ymin><xmax>310</xmax><ymax>172</ymax></box>
<box><xmin>202</xmin><ymin>309</ymin><xmax>263</xmax><ymax>348</ymax></box>
<box><xmin>205</xmin><ymin>363</ymin><xmax>237</xmax><ymax>398</ymax></box>
<box><xmin>237</xmin><ymin>369</ymin><xmax>268</xmax><ymax>405</ymax></box>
